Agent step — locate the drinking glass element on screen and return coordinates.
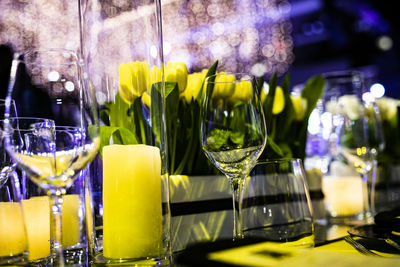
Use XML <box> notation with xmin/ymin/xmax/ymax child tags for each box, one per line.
<box><xmin>4</xmin><ymin>48</ymin><xmax>99</xmax><ymax>266</ymax></box>
<box><xmin>322</xmin><ymin>70</ymin><xmax>384</xmax><ymax>225</ymax></box>
<box><xmin>0</xmin><ymin>170</ymin><xmax>28</xmax><ymax>265</ymax></box>
<box><xmin>242</xmin><ymin>159</ymin><xmax>314</xmax><ymax>248</ymax></box>
<box><xmin>201</xmin><ymin>73</ymin><xmax>267</xmax><ymax>240</ymax></box>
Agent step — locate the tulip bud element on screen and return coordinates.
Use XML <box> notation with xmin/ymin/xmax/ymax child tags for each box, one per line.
<box><xmin>231</xmin><ymin>78</ymin><xmax>252</xmax><ymax>103</ymax></box>
<box><xmin>183</xmin><ymin>72</ymin><xmax>203</xmax><ymax>103</ymax></box>
<box><xmin>259</xmin><ymin>85</ymin><xmax>285</xmax><ymax>114</ymax></box>
<box><xmin>212</xmin><ymin>72</ymin><xmax>235</xmax><ymax>99</ymax></box>
<box><xmin>119</xmin><ymin>61</ymin><xmax>149</xmax><ymax>104</ymax></box>
<box><xmin>260</xmin><ymin>84</ymin><xmax>268</xmax><ymax>104</ymax></box>
<box><xmin>165</xmin><ymin>62</ymin><xmax>188</xmax><ymax>93</ymax></box>
<box><xmin>150</xmin><ymin>65</ymin><xmax>162</xmax><ymax>86</ymax></box>
<box><xmin>290</xmin><ymin>95</ymin><xmax>308</xmax><ymax>120</ymax></box>
<box><xmin>272</xmin><ymin>86</ymin><xmax>285</xmax><ymax>115</ymax></box>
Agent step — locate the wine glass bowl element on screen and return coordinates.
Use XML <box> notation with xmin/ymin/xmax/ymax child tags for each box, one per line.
<box><xmin>4</xmin><ymin>119</ymin><xmax>95</xmax><ymax>191</ymax></box>
<box><xmin>201</xmin><ymin>73</ymin><xmax>266</xmax><ymax>182</ymax></box>
<box><xmin>201</xmin><ymin>72</ymin><xmax>267</xmax><ymax>239</ymax></box>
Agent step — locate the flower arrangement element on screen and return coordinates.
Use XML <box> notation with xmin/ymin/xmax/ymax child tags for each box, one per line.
<box><xmin>97</xmin><ymin>61</ymin><xmax>325</xmax><ymax>175</ymax></box>
<box><xmin>374</xmin><ymin>97</ymin><xmax>400</xmax><ymax>162</ymax></box>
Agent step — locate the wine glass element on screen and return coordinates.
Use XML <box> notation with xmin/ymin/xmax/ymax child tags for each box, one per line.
<box><xmin>0</xmin><ymin>99</ymin><xmax>17</xmax><ymax>188</ymax></box>
<box><xmin>4</xmin><ymin>49</ymin><xmax>99</xmax><ymax>266</ymax></box>
<box><xmin>200</xmin><ymin>72</ymin><xmax>267</xmax><ymax>240</ymax></box>
<box><xmin>322</xmin><ymin>70</ymin><xmax>384</xmax><ymax>224</ymax></box>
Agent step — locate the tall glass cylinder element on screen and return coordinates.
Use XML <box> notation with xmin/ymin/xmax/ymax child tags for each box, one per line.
<box><xmin>80</xmin><ymin>0</ymin><xmax>170</xmax><ymax>264</ymax></box>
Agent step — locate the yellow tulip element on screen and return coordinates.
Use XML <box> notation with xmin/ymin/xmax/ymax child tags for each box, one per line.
<box><xmin>184</xmin><ymin>69</ymin><xmax>207</xmax><ymax>103</ymax></box>
<box><xmin>272</xmin><ymin>86</ymin><xmax>285</xmax><ymax>115</ymax></box>
<box><xmin>290</xmin><ymin>95</ymin><xmax>308</xmax><ymax>120</ymax></box>
<box><xmin>231</xmin><ymin>78</ymin><xmax>252</xmax><ymax>103</ymax></box>
<box><xmin>260</xmin><ymin>84</ymin><xmax>268</xmax><ymax>104</ymax></box>
<box><xmin>260</xmin><ymin>85</ymin><xmax>285</xmax><ymax>114</ymax></box>
<box><xmin>141</xmin><ymin>92</ymin><xmax>151</xmax><ymax>107</ymax></box>
<box><xmin>165</xmin><ymin>62</ymin><xmax>188</xmax><ymax>93</ymax></box>
<box><xmin>150</xmin><ymin>65</ymin><xmax>162</xmax><ymax>86</ymax></box>
<box><xmin>212</xmin><ymin>72</ymin><xmax>235</xmax><ymax>99</ymax></box>
<box><xmin>119</xmin><ymin>61</ymin><xmax>149</xmax><ymax>104</ymax></box>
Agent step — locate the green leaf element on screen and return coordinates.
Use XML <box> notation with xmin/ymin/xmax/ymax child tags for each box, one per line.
<box><xmin>151</xmin><ymin>81</ymin><xmax>180</xmax><ymax>173</ymax></box>
<box><xmin>256</xmin><ymin>76</ymin><xmax>264</xmax><ymax>95</ymax></box>
<box><xmin>263</xmin><ymin>73</ymin><xmax>278</xmax><ymax>132</ymax></box>
<box><xmin>293</xmin><ymin>75</ymin><xmax>325</xmax><ymax>160</ymax></box>
<box><xmin>206</xmin><ymin>128</ymin><xmax>231</xmax><ymax>151</ymax></box>
<box><xmin>275</xmin><ymin>73</ymin><xmax>295</xmax><ymax>142</ymax></box>
<box><xmin>230</xmin><ymin>131</ymin><xmax>245</xmax><ymax>146</ymax></box>
<box><xmin>301</xmin><ymin>75</ymin><xmax>325</xmax><ymax>119</ymax></box>
<box><xmin>115</xmin><ymin>127</ymin><xmax>139</xmax><ymax>145</ymax></box>
<box><xmin>106</xmin><ymin>92</ymin><xmax>135</xmax><ymax>132</ymax></box>
<box><xmin>95</xmin><ymin>125</ymin><xmax>138</xmax><ymax>157</ymax></box>
<box><xmin>195</xmin><ymin>60</ymin><xmax>219</xmax><ymax>103</ymax></box>
<box><xmin>265</xmin><ymin>135</ymin><xmax>284</xmax><ymax>158</ymax></box>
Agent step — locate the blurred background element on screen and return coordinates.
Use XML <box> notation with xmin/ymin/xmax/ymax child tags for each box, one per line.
<box><xmin>0</xmin><ymin>0</ymin><xmax>399</xmax><ymax>100</ymax></box>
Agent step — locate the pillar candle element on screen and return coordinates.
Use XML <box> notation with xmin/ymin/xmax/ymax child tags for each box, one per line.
<box><xmin>322</xmin><ymin>176</ymin><xmax>363</xmax><ymax>216</ymax></box>
<box><xmin>49</xmin><ymin>194</ymin><xmax>81</xmax><ymax>247</ymax></box>
<box><xmin>61</xmin><ymin>194</ymin><xmax>80</xmax><ymax>247</ymax></box>
<box><xmin>103</xmin><ymin>144</ymin><xmax>162</xmax><ymax>259</ymax></box>
<box><xmin>0</xmin><ymin>202</ymin><xmax>27</xmax><ymax>257</ymax></box>
<box><xmin>22</xmin><ymin>196</ymin><xmax>51</xmax><ymax>261</ymax></box>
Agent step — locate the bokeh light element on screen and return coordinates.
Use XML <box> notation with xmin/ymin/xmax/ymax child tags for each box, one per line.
<box><xmin>370</xmin><ymin>83</ymin><xmax>385</xmax><ymax>98</ymax></box>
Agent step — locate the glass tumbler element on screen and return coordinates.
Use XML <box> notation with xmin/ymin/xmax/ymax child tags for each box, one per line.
<box><xmin>242</xmin><ymin>159</ymin><xmax>314</xmax><ymax>248</ymax></box>
<box><xmin>0</xmin><ymin>172</ymin><xmax>28</xmax><ymax>265</ymax></box>
<box><xmin>21</xmin><ymin>172</ymin><xmax>88</xmax><ymax>265</ymax></box>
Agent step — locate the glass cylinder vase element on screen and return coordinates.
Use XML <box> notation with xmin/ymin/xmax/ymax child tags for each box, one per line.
<box><xmin>80</xmin><ymin>0</ymin><xmax>170</xmax><ymax>265</ymax></box>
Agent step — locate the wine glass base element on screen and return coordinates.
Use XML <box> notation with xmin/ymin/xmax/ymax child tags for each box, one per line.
<box><xmin>64</xmin><ymin>247</ymin><xmax>87</xmax><ymax>266</ymax></box>
<box><xmin>328</xmin><ymin>213</ymin><xmax>374</xmax><ymax>226</ymax></box>
<box><xmin>29</xmin><ymin>255</ymin><xmax>53</xmax><ymax>267</ymax></box>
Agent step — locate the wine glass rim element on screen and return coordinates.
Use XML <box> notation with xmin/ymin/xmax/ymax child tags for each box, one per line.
<box><xmin>205</xmin><ymin>72</ymin><xmax>254</xmax><ymax>83</ymax></box>
<box><xmin>1</xmin><ymin>117</ymin><xmax>55</xmax><ymax>127</ymax></box>
<box><xmin>24</xmin><ymin>48</ymin><xmax>79</xmax><ymax>66</ymax></box>
<box><xmin>3</xmin><ymin>116</ymin><xmax>53</xmax><ymax>121</ymax></box>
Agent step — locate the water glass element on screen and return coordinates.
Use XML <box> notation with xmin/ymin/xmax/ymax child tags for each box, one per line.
<box><xmin>0</xmin><ymin>172</ymin><xmax>28</xmax><ymax>265</ymax></box>
<box><xmin>242</xmin><ymin>159</ymin><xmax>314</xmax><ymax>248</ymax></box>
<box><xmin>21</xmin><ymin>172</ymin><xmax>88</xmax><ymax>265</ymax></box>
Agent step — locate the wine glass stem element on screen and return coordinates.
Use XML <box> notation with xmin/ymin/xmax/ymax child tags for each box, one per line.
<box><xmin>231</xmin><ymin>179</ymin><xmax>244</xmax><ymax>241</ymax></box>
<box><xmin>51</xmin><ymin>193</ymin><xmax>65</xmax><ymax>267</ymax></box>
<box><xmin>361</xmin><ymin>174</ymin><xmax>373</xmax><ymax>224</ymax></box>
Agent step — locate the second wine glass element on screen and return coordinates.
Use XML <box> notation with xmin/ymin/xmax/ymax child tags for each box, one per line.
<box><xmin>201</xmin><ymin>72</ymin><xmax>267</xmax><ymax>240</ymax></box>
